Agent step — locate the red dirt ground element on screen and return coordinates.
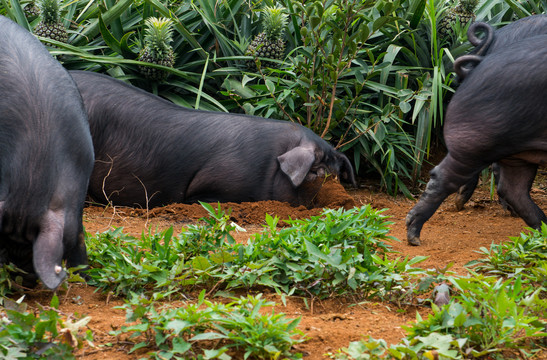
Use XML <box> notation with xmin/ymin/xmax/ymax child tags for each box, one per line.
<box><xmin>18</xmin><ymin>178</ymin><xmax>547</xmax><ymax>359</ymax></box>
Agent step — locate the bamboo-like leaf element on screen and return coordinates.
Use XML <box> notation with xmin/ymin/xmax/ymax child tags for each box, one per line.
<box><xmin>195</xmin><ymin>53</ymin><xmax>209</xmax><ymax>110</ymax></box>
<box><xmin>409</xmin><ymin>0</ymin><xmax>426</xmax><ymax>29</ymax></box>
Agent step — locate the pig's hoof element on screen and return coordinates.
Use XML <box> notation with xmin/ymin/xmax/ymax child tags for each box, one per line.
<box><xmin>454</xmin><ymin>196</ymin><xmax>465</xmax><ymax>211</ymax></box>
<box><xmin>407</xmin><ymin>237</ymin><xmax>421</xmax><ymax>246</ymax></box>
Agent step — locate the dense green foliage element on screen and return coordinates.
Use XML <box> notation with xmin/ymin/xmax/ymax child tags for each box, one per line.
<box><xmin>1</xmin><ymin>0</ymin><xmax>544</xmax><ymax>194</ymax></box>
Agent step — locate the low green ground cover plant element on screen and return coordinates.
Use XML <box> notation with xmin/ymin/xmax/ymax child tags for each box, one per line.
<box><xmin>225</xmin><ymin>205</ymin><xmax>402</xmax><ymax>297</ymax></box>
<box><xmin>468</xmin><ymin>224</ymin><xmax>547</xmax><ymax>291</ymax></box>
<box><xmin>329</xmin><ymin>228</ymin><xmax>547</xmax><ymax>359</ymax></box>
<box><xmin>0</xmin><ymin>295</ymin><xmax>91</xmax><ymax>359</ymax></box>
<box><xmin>114</xmin><ymin>291</ymin><xmax>304</xmax><ymax>360</ymax></box>
<box><xmin>85</xmin><ymin>203</ymin><xmax>428</xmax><ymax>300</ymax></box>
<box><xmin>0</xmin><ymin>204</ymin><xmax>545</xmax><ymax>358</ymax></box>
<box><xmin>332</xmin><ymin>278</ymin><xmax>546</xmax><ymax>359</ymax></box>
<box><xmin>78</xmin><ymin>203</ymin><xmax>442</xmax><ymax>359</ymax></box>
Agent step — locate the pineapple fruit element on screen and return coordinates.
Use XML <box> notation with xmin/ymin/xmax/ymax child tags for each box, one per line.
<box><xmin>246</xmin><ymin>5</ymin><xmax>288</xmax><ymax>69</ymax></box>
<box><xmin>138</xmin><ymin>17</ymin><xmax>175</xmax><ymax>81</ymax></box>
<box><xmin>24</xmin><ymin>2</ymin><xmax>40</xmax><ymax>19</ymax></box>
<box><xmin>34</xmin><ymin>0</ymin><xmax>67</xmax><ymax>43</ymax></box>
<box><xmin>438</xmin><ymin>0</ymin><xmax>479</xmax><ymax>38</ymax></box>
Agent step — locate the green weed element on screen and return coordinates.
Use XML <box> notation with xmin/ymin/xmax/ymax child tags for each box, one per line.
<box><xmin>113</xmin><ymin>290</ymin><xmax>305</xmax><ymax>360</ymax></box>
<box><xmin>85</xmin><ymin>204</ymin><xmax>426</xmax><ymax>300</ymax></box>
<box><xmin>330</xmin><ymin>274</ymin><xmax>546</xmax><ymax>359</ymax></box>
<box><xmin>468</xmin><ymin>224</ymin><xmax>547</xmax><ymax>290</ymax></box>
<box><xmin>0</xmin><ymin>295</ymin><xmax>92</xmax><ymax>359</ymax></box>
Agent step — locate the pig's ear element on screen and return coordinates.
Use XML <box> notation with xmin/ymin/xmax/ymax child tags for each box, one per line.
<box><xmin>33</xmin><ymin>209</ymin><xmax>66</xmax><ymax>290</ymax></box>
<box><xmin>278</xmin><ymin>145</ymin><xmax>316</xmax><ymax>187</ymax></box>
<box><xmin>336</xmin><ymin>153</ymin><xmax>357</xmax><ymax>187</ymax></box>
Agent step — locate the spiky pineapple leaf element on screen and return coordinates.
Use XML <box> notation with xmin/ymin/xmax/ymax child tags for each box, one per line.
<box><xmin>72</xmin><ymin>0</ymin><xmax>134</xmax><ymax>45</ymax></box>
<box><xmin>142</xmin><ymin>17</ymin><xmax>174</xmax><ymax>58</ymax></box>
<box><xmin>261</xmin><ymin>5</ymin><xmax>288</xmax><ymax>41</ymax></box>
<box><xmin>1</xmin><ymin>0</ymin><xmax>30</xmax><ymax>30</ymax></box>
<box><xmin>99</xmin><ymin>14</ymin><xmax>123</xmax><ymax>55</ymax></box>
<box><xmin>120</xmin><ymin>31</ymin><xmax>137</xmax><ymax>60</ymax></box>
<box><xmin>37</xmin><ymin>0</ymin><xmax>60</xmax><ymax>24</ymax></box>
<box><xmin>410</xmin><ymin>0</ymin><xmax>427</xmax><ymax>29</ymax></box>
<box><xmin>146</xmin><ymin>0</ymin><xmax>209</xmax><ymax>60</ymax></box>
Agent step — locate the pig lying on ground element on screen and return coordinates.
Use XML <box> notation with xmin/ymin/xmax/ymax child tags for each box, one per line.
<box><xmin>0</xmin><ymin>16</ymin><xmax>94</xmax><ymax>289</ymax></box>
<box><xmin>69</xmin><ymin>70</ymin><xmax>356</xmax><ymax>208</ymax></box>
<box><xmin>406</xmin><ymin>34</ymin><xmax>547</xmax><ymax>246</ymax></box>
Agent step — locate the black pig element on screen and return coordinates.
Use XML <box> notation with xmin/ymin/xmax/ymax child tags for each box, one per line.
<box><xmin>69</xmin><ymin>71</ymin><xmax>356</xmax><ymax>208</ymax></box>
<box><xmin>406</xmin><ymin>34</ymin><xmax>547</xmax><ymax>246</ymax></box>
<box><xmin>468</xmin><ymin>14</ymin><xmax>547</xmax><ymax>58</ymax></box>
<box><xmin>454</xmin><ymin>15</ymin><xmax>547</xmax><ymax>210</ymax></box>
<box><xmin>0</xmin><ymin>16</ymin><xmax>94</xmax><ymax>289</ymax></box>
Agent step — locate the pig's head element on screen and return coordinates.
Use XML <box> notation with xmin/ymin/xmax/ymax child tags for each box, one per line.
<box><xmin>277</xmin><ymin>140</ymin><xmax>356</xmax><ymax>189</ymax></box>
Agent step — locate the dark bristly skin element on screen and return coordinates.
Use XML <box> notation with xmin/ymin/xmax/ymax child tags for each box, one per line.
<box><xmin>406</xmin><ymin>34</ymin><xmax>547</xmax><ymax>246</ymax></box>
<box><xmin>0</xmin><ymin>16</ymin><xmax>94</xmax><ymax>289</ymax></box>
<box><xmin>454</xmin><ymin>14</ymin><xmax>547</xmax><ymax>211</ymax></box>
<box><xmin>69</xmin><ymin>70</ymin><xmax>356</xmax><ymax>209</ymax></box>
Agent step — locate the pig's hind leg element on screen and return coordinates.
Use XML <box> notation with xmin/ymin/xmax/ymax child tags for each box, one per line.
<box><xmin>496</xmin><ymin>160</ymin><xmax>547</xmax><ymax>229</ymax></box>
<box><xmin>406</xmin><ymin>154</ymin><xmax>484</xmax><ymax>246</ymax></box>
<box><xmin>454</xmin><ymin>163</ymin><xmax>514</xmax><ymax>213</ymax></box>
<box><xmin>454</xmin><ymin>173</ymin><xmax>480</xmax><ymax>211</ymax></box>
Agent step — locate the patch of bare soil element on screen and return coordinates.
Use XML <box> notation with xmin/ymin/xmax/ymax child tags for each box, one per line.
<box><xmin>21</xmin><ymin>179</ymin><xmax>547</xmax><ymax>359</ymax></box>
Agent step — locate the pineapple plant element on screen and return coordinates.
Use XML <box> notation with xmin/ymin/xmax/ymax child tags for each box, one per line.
<box><xmin>438</xmin><ymin>0</ymin><xmax>480</xmax><ymax>39</ymax></box>
<box><xmin>138</xmin><ymin>17</ymin><xmax>176</xmax><ymax>81</ymax></box>
<box><xmin>246</xmin><ymin>6</ymin><xmax>288</xmax><ymax>70</ymax></box>
<box><xmin>24</xmin><ymin>1</ymin><xmax>40</xmax><ymax>19</ymax></box>
<box><xmin>34</xmin><ymin>0</ymin><xmax>67</xmax><ymax>43</ymax></box>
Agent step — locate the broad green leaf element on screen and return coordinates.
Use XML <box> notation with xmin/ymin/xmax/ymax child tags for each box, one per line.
<box><xmin>304</xmin><ymin>240</ymin><xmax>340</xmax><ymax>266</ymax></box>
<box><xmin>165</xmin><ymin>319</ymin><xmax>192</xmax><ymax>334</ymax></box>
<box><xmin>192</xmin><ymin>256</ymin><xmax>211</xmax><ymax>270</ymax></box>
<box><xmin>265</xmin><ymin>79</ymin><xmax>275</xmax><ymax>94</ymax></box>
